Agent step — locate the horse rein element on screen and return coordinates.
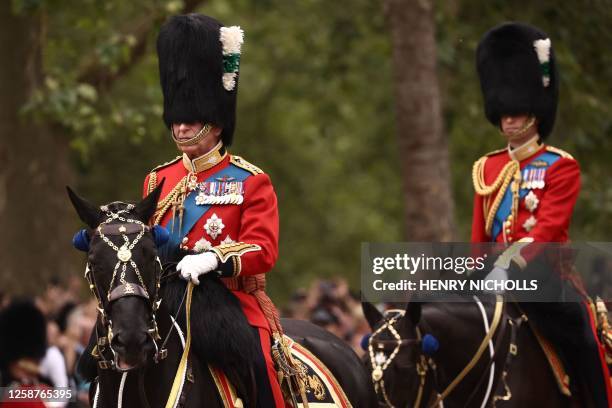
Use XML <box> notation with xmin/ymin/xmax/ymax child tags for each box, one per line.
<box><xmin>85</xmin><ymin>204</ymin><xmax>167</xmax><ymax>371</ymax></box>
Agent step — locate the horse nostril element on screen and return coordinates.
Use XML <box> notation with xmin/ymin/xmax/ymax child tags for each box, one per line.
<box><xmin>112</xmin><ymin>333</ymin><xmax>125</xmax><ymax>350</ymax></box>
<box><xmin>112</xmin><ymin>332</ymin><xmax>148</xmax><ymax>350</ymax></box>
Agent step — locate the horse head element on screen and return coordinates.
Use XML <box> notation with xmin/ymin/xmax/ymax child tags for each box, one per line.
<box><xmin>362</xmin><ymin>301</ymin><xmax>437</xmax><ymax>407</ymax></box>
<box><xmin>67</xmin><ymin>183</ymin><xmax>168</xmax><ymax>372</ymax></box>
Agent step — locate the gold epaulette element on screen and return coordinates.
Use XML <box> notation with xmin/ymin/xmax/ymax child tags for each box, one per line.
<box><xmin>546</xmin><ymin>145</ymin><xmax>574</xmax><ymax>160</ymax></box>
<box><xmin>230</xmin><ymin>155</ymin><xmax>264</xmax><ymax>175</ymax></box>
<box><xmin>149</xmin><ymin>156</ymin><xmax>182</xmax><ymax>173</ymax></box>
<box><xmin>146</xmin><ymin>156</ymin><xmax>181</xmax><ymax>194</ymax></box>
<box><xmin>485</xmin><ymin>147</ymin><xmax>507</xmax><ymax>157</ymax></box>
<box><xmin>470</xmin><ymin>148</ymin><xmax>506</xmax><ymax>181</ymax></box>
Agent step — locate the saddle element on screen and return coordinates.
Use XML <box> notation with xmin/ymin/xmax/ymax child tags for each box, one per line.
<box><xmin>210</xmin><ymin>335</ymin><xmax>352</xmax><ymax>408</ymax></box>
<box><xmin>278</xmin><ymin>335</ymin><xmax>352</xmax><ymax>408</ymax></box>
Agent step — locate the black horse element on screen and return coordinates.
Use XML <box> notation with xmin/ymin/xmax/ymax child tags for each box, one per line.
<box><xmin>362</xmin><ymin>299</ymin><xmax>586</xmax><ymax>407</ymax></box>
<box><xmin>68</xmin><ymin>185</ymin><xmax>376</xmax><ymax>408</ymax></box>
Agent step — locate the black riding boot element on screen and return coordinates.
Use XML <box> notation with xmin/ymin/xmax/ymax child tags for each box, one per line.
<box><xmin>523</xmin><ymin>298</ymin><xmax>610</xmax><ymax>407</ymax></box>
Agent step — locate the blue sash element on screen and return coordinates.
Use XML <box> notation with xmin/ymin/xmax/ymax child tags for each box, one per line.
<box><xmin>160</xmin><ymin>164</ymin><xmax>251</xmax><ymax>257</ymax></box>
<box><xmin>491</xmin><ymin>151</ymin><xmax>561</xmax><ymax>241</ymax></box>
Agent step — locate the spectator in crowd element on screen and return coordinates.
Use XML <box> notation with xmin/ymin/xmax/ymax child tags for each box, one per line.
<box><xmin>0</xmin><ymin>299</ymin><xmax>50</xmax><ymax>408</ymax></box>
<box><xmin>284</xmin><ymin>278</ymin><xmax>370</xmax><ymax>356</ymax></box>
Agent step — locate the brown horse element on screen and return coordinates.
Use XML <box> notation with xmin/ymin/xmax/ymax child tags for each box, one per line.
<box><xmin>362</xmin><ymin>298</ymin><xmax>586</xmax><ymax>407</ymax></box>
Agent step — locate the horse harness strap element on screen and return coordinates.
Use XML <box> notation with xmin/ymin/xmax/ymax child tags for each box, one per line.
<box><xmin>430</xmin><ymin>295</ymin><xmax>504</xmax><ymax>407</ymax></box>
<box><xmin>462</xmin><ymin>303</ymin><xmax>529</xmax><ymax>406</ymax></box>
<box><xmin>491</xmin><ymin>314</ymin><xmax>528</xmax><ymax>405</ymax></box>
<box><xmin>462</xmin><ymin>302</ymin><xmax>509</xmax><ymax>407</ymax></box>
<box><xmin>165</xmin><ymin>282</ymin><xmax>195</xmax><ymax>408</ymax></box>
<box><xmin>368</xmin><ymin>310</ymin><xmax>425</xmax><ymax>408</ymax></box>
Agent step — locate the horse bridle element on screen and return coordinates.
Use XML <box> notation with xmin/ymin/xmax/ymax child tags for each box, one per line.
<box><xmin>369</xmin><ymin>299</ymin><xmax>517</xmax><ymax>408</ymax></box>
<box><xmin>368</xmin><ymin>310</ymin><xmax>432</xmax><ymax>408</ymax></box>
<box><xmin>85</xmin><ymin>203</ymin><xmax>167</xmax><ymax>371</ymax></box>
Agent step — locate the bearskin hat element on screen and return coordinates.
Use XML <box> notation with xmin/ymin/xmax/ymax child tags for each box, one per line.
<box><xmin>157</xmin><ymin>14</ymin><xmax>244</xmax><ymax>146</ymax></box>
<box><xmin>0</xmin><ymin>299</ymin><xmax>47</xmax><ymax>369</ymax></box>
<box><xmin>476</xmin><ymin>22</ymin><xmax>559</xmax><ymax>138</ymax></box>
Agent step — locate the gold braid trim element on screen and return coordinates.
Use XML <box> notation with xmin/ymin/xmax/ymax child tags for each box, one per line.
<box><xmin>153</xmin><ymin>175</ymin><xmax>188</xmax><ymax>225</ymax></box>
<box><xmin>472</xmin><ymin>157</ymin><xmax>521</xmax><ymax>237</ymax></box>
<box><xmin>150</xmin><ymin>156</ymin><xmax>181</xmax><ymax>173</ymax></box>
<box><xmin>230</xmin><ymin>155</ymin><xmax>263</xmax><ymax>175</ymax></box>
<box><xmin>546</xmin><ymin>145</ymin><xmax>574</xmax><ymax>160</ymax></box>
<box><xmin>147</xmin><ymin>171</ymin><xmax>158</xmax><ymax>195</ymax></box>
<box><xmin>211</xmin><ymin>242</ymin><xmax>262</xmax><ymax>264</ymax></box>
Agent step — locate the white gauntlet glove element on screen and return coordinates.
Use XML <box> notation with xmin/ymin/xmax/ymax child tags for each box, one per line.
<box><xmin>177</xmin><ymin>252</ymin><xmax>219</xmax><ymax>285</ymax></box>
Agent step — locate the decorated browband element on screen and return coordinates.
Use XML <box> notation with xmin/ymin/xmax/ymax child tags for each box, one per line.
<box><xmin>72</xmin><ymin>224</ymin><xmax>169</xmax><ymax>252</ymax></box>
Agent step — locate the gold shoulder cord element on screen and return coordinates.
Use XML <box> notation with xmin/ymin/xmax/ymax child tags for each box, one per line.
<box><xmin>153</xmin><ymin>175</ymin><xmax>188</xmax><ymax>225</ymax></box>
<box><xmin>147</xmin><ymin>171</ymin><xmax>158</xmax><ymax>195</ymax></box>
<box><xmin>472</xmin><ymin>157</ymin><xmax>521</xmax><ymax>237</ymax></box>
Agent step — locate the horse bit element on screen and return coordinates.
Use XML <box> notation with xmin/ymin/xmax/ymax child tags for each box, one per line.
<box><xmin>84</xmin><ymin>203</ymin><xmax>168</xmax><ymax>371</ymax></box>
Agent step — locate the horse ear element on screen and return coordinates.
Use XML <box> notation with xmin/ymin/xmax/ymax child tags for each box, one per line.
<box><xmin>362</xmin><ymin>301</ymin><xmax>383</xmax><ymax>330</ymax></box>
<box><xmin>405</xmin><ymin>302</ymin><xmax>422</xmax><ymax>326</ymax></box>
<box><xmin>133</xmin><ymin>179</ymin><xmax>165</xmax><ymax>224</ymax></box>
<box><xmin>66</xmin><ymin>186</ymin><xmax>102</xmax><ymax>229</ymax></box>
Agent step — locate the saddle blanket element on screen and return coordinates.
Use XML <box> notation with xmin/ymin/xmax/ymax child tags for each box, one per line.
<box><xmin>285</xmin><ymin>336</ymin><xmax>353</xmax><ymax>408</ymax></box>
<box><xmin>210</xmin><ymin>336</ymin><xmax>353</xmax><ymax>407</ymax></box>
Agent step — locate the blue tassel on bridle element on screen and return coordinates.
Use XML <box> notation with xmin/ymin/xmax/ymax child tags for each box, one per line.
<box><xmin>152</xmin><ymin>224</ymin><xmax>169</xmax><ymax>247</ymax></box>
<box><xmin>421</xmin><ymin>333</ymin><xmax>440</xmax><ymax>356</ymax></box>
<box><xmin>72</xmin><ymin>229</ymin><xmax>91</xmax><ymax>252</ymax></box>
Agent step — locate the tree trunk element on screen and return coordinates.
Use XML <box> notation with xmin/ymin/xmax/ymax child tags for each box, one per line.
<box><xmin>0</xmin><ymin>3</ymin><xmax>78</xmax><ymax>295</ymax></box>
<box><xmin>384</xmin><ymin>0</ymin><xmax>455</xmax><ymax>241</ymax></box>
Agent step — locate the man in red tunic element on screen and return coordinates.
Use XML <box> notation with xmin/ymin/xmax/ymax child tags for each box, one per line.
<box><xmin>471</xmin><ymin>22</ymin><xmax>611</xmax><ymax>406</ymax></box>
<box><xmin>145</xmin><ymin>14</ymin><xmax>284</xmax><ymax>407</ymax></box>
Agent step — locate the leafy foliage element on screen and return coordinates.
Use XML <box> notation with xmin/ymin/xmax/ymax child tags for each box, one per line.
<box><xmin>24</xmin><ymin>0</ymin><xmax>612</xmax><ymax>301</ymax></box>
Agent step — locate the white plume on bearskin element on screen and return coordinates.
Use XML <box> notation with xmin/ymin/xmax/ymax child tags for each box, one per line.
<box><xmin>533</xmin><ymin>38</ymin><xmax>551</xmax><ymax>87</ymax></box>
<box><xmin>220</xmin><ymin>26</ymin><xmax>244</xmax><ymax>91</ymax></box>
<box><xmin>220</xmin><ymin>26</ymin><xmax>244</xmax><ymax>55</ymax></box>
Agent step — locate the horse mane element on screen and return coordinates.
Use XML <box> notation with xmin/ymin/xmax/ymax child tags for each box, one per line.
<box><xmin>162</xmin><ymin>261</ymin><xmax>258</xmax><ymax>385</ymax></box>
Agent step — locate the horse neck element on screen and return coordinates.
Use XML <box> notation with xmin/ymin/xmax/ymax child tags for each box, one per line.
<box><xmin>420</xmin><ymin>302</ymin><xmax>497</xmax><ymax>405</ymax></box>
<box><xmin>95</xmin><ymin>302</ymin><xmax>185</xmax><ymax>408</ymax></box>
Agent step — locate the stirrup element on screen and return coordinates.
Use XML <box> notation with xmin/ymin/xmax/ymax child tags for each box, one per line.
<box><xmin>271</xmin><ymin>334</ymin><xmax>309</xmax><ymax>408</ymax></box>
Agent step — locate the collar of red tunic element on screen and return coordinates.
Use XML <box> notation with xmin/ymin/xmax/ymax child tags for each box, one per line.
<box><xmin>507</xmin><ymin>135</ymin><xmax>544</xmax><ymax>162</ymax></box>
<box><xmin>182</xmin><ymin>141</ymin><xmax>227</xmax><ymax>173</ymax></box>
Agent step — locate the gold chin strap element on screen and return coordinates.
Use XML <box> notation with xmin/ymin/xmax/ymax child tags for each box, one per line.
<box><xmin>172</xmin><ymin>123</ymin><xmax>213</xmax><ymax>146</ymax></box>
<box><xmin>500</xmin><ymin>116</ymin><xmax>536</xmax><ymax>141</ymax></box>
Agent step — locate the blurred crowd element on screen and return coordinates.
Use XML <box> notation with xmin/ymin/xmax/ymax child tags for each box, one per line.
<box><xmin>282</xmin><ymin>278</ymin><xmax>370</xmax><ymax>356</ymax></box>
<box><xmin>0</xmin><ymin>277</ymin><xmax>95</xmax><ymax>407</ymax></box>
<box><xmin>0</xmin><ymin>276</ymin><xmax>369</xmax><ymax>407</ymax></box>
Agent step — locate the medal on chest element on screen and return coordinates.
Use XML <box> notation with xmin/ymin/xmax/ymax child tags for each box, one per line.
<box><xmin>521</xmin><ymin>167</ymin><xmax>546</xmax><ymax>190</ymax></box>
<box><xmin>193</xmin><ymin>176</ymin><xmax>244</xmax><ymax>205</ymax></box>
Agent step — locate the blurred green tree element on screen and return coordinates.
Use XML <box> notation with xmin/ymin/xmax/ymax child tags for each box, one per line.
<box><xmin>1</xmin><ymin>0</ymin><xmax>610</xmax><ymax>302</ymax></box>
